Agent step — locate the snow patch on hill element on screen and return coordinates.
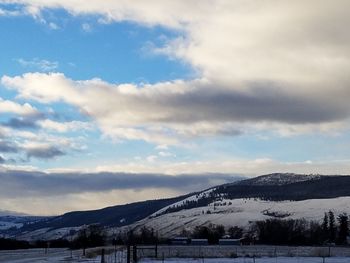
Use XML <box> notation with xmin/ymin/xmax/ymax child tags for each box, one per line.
<box><xmin>15</xmin><ymin>226</ymin><xmax>81</xmax><ymax>241</ymax></box>
<box><xmin>130</xmin><ymin>197</ymin><xmax>350</xmax><ymax>237</ymax></box>
<box><xmin>152</xmin><ymin>188</ymin><xmax>216</xmax><ymax>217</ymax></box>
<box><xmin>0</xmin><ymin>221</ymin><xmax>23</xmax><ymax>230</ymax></box>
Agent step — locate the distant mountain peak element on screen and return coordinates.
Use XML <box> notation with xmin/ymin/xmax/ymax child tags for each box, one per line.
<box><xmin>235</xmin><ymin>173</ymin><xmax>324</xmax><ymax>186</ymax></box>
<box><xmin>0</xmin><ymin>209</ymin><xmax>29</xmax><ymax>217</ymax></box>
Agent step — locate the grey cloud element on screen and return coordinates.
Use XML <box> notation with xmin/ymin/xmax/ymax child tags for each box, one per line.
<box><xmin>156</xmin><ymin>84</ymin><xmax>348</xmax><ymax>124</ymax></box>
<box><xmin>3</xmin><ymin>117</ymin><xmax>39</xmax><ymax>129</ymax></box>
<box><xmin>0</xmin><ymin>170</ymin><xmax>243</xmax><ymax>197</ymax></box>
<box><xmin>0</xmin><ymin>155</ymin><xmax>16</xmax><ymax>164</ymax></box>
<box><xmin>4</xmin><ymin>73</ymin><xmax>349</xmax><ymax>144</ymax></box>
<box><xmin>0</xmin><ymin>126</ymin><xmax>68</xmax><ymax>161</ymax></box>
<box><xmin>104</xmin><ymin>82</ymin><xmax>349</xmax><ymax>126</ymax></box>
<box><xmin>26</xmin><ymin>146</ymin><xmax>65</xmax><ymax>160</ymax></box>
<box><xmin>0</xmin><ymin>139</ymin><xmax>65</xmax><ymax>161</ymax></box>
<box><xmin>0</xmin><ymin>140</ymin><xmax>19</xmax><ymax>153</ymax></box>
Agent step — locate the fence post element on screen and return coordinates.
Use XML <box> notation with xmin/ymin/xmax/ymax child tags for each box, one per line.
<box><xmin>101</xmin><ymin>249</ymin><xmax>105</xmax><ymax>263</ymax></box>
<box><xmin>127</xmin><ymin>245</ymin><xmax>131</xmax><ymax>263</ymax></box>
<box><xmin>133</xmin><ymin>245</ymin><xmax>137</xmax><ymax>263</ymax></box>
<box><xmin>114</xmin><ymin>244</ymin><xmax>117</xmax><ymax>263</ymax></box>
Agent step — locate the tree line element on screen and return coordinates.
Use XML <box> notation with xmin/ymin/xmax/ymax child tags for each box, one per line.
<box><xmin>254</xmin><ymin>211</ymin><xmax>349</xmax><ymax>245</ymax></box>
<box><xmin>1</xmin><ymin>211</ymin><xmax>349</xmax><ymax>250</ymax></box>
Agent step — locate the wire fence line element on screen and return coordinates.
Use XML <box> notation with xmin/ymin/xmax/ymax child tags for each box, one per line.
<box><xmin>1</xmin><ymin>246</ymin><xmax>350</xmax><ymax>263</ymax></box>
<box><xmin>135</xmin><ymin>245</ymin><xmax>350</xmax><ymax>259</ymax></box>
<box><xmin>138</xmin><ymin>257</ymin><xmax>350</xmax><ymax>263</ymax></box>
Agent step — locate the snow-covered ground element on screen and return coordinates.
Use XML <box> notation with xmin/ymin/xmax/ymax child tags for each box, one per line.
<box><xmin>129</xmin><ymin>197</ymin><xmax>350</xmax><ymax>237</ymax></box>
<box><xmin>151</xmin><ymin>188</ymin><xmax>217</xmax><ymax>218</ymax></box>
<box><xmin>0</xmin><ymin>248</ymin><xmax>110</xmax><ymax>262</ymax></box>
<box><xmin>2</xmin><ymin>247</ymin><xmax>350</xmax><ymax>263</ymax></box>
<box><xmin>0</xmin><ymin>221</ymin><xmax>23</xmax><ymax>230</ymax></box>
<box><xmin>14</xmin><ymin>226</ymin><xmax>82</xmax><ymax>241</ymax></box>
<box><xmin>140</xmin><ymin>257</ymin><xmax>350</xmax><ymax>263</ymax></box>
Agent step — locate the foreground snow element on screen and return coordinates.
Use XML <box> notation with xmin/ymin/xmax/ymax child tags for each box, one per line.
<box><xmin>0</xmin><ymin>248</ymin><xmax>100</xmax><ymax>263</ymax></box>
<box><xmin>2</xmin><ymin>248</ymin><xmax>350</xmax><ymax>263</ymax></box>
<box><xmin>141</xmin><ymin>257</ymin><xmax>350</xmax><ymax>263</ymax></box>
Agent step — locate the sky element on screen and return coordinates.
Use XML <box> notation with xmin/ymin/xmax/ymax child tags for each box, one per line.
<box><xmin>0</xmin><ymin>0</ymin><xmax>350</xmax><ymax>215</ymax></box>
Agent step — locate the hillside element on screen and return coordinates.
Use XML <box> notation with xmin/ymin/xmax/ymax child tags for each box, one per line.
<box><xmin>130</xmin><ymin>196</ymin><xmax>350</xmax><ymax>238</ymax></box>
<box><xmin>156</xmin><ymin>173</ymin><xmax>350</xmax><ymax>215</ymax></box>
<box><xmin>18</xmin><ymin>194</ymin><xmax>196</xmax><ymax>233</ymax></box>
<box><xmin>6</xmin><ymin>173</ymin><xmax>350</xmax><ymax>240</ymax></box>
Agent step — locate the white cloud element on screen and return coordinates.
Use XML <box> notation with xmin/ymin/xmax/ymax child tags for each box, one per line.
<box><xmin>158</xmin><ymin>151</ymin><xmax>174</xmax><ymax>157</ymax></box>
<box><xmin>0</xmin><ymin>97</ymin><xmax>38</xmax><ymax>116</ymax></box>
<box><xmin>16</xmin><ymin>58</ymin><xmax>59</xmax><ymax>72</ymax></box>
<box><xmin>2</xmin><ymin>72</ymin><xmax>350</xmax><ymax>145</ymax></box>
<box><xmin>2</xmin><ymin>1</ymin><xmax>349</xmax><ymax>87</ymax></box>
<box><xmin>84</xmin><ymin>157</ymin><xmax>350</xmax><ymax>176</ymax></box>
<box><xmin>146</xmin><ymin>155</ymin><xmax>157</xmax><ymax>162</ymax></box>
<box><xmin>81</xmin><ymin>23</ymin><xmax>92</xmax><ymax>32</ymax></box>
<box><xmin>38</xmin><ymin>119</ymin><xmax>92</xmax><ymax>133</ymax></box>
<box><xmin>1</xmin><ymin>1</ymin><xmax>350</xmax><ymax>145</ymax></box>
<box><xmin>48</xmin><ymin>22</ymin><xmax>59</xmax><ymax>30</ymax></box>
<box><xmin>0</xmin><ymin>7</ymin><xmax>21</xmax><ymax>16</ymax></box>
<box><xmin>155</xmin><ymin>144</ymin><xmax>168</xmax><ymax>150</ymax></box>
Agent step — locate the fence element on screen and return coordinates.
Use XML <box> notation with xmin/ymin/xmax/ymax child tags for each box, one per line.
<box><xmin>133</xmin><ymin>245</ymin><xmax>350</xmax><ymax>262</ymax></box>
<box><xmin>2</xmin><ymin>246</ymin><xmax>349</xmax><ymax>263</ymax></box>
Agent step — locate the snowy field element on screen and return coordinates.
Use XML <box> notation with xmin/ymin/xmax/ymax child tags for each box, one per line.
<box><xmin>140</xmin><ymin>257</ymin><xmax>350</xmax><ymax>263</ymax></box>
<box><xmin>1</xmin><ymin>248</ymin><xmax>350</xmax><ymax>263</ymax></box>
<box><xmin>0</xmin><ymin>248</ymin><xmax>104</xmax><ymax>262</ymax></box>
<box><xmin>130</xmin><ymin>197</ymin><xmax>350</xmax><ymax>238</ymax></box>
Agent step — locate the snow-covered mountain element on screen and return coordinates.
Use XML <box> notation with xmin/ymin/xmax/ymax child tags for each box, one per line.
<box><xmin>129</xmin><ymin>196</ymin><xmax>350</xmax><ymax>238</ymax></box>
<box><xmin>124</xmin><ymin>173</ymin><xmax>350</xmax><ymax>237</ymax></box>
<box><xmin>233</xmin><ymin>173</ymin><xmax>323</xmax><ymax>186</ymax></box>
<box><xmin>0</xmin><ymin>215</ymin><xmax>50</xmax><ymax>238</ymax></box>
<box><xmin>5</xmin><ymin>173</ymin><xmax>350</xmax><ymax>240</ymax></box>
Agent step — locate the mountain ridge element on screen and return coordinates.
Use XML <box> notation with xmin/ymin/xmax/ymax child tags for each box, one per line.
<box><xmin>3</xmin><ymin>173</ymin><xmax>350</xmax><ymax>240</ymax></box>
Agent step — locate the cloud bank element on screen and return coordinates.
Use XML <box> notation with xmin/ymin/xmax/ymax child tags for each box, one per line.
<box><xmin>0</xmin><ymin>170</ymin><xmax>240</xmax><ymax>198</ymax></box>
<box><xmin>2</xmin><ymin>72</ymin><xmax>349</xmax><ymax>144</ymax></box>
<box><xmin>1</xmin><ymin>1</ymin><xmax>350</xmax><ymax>144</ymax></box>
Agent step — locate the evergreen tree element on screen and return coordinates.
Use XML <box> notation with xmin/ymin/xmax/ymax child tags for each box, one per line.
<box><xmin>328</xmin><ymin>210</ymin><xmax>336</xmax><ymax>243</ymax></box>
<box><xmin>72</xmin><ymin>224</ymin><xmax>106</xmax><ymax>252</ymax></box>
<box><xmin>337</xmin><ymin>213</ymin><xmax>349</xmax><ymax>245</ymax></box>
<box><xmin>309</xmin><ymin>221</ymin><xmax>324</xmax><ymax>245</ymax></box>
<box><xmin>228</xmin><ymin>226</ymin><xmax>243</xmax><ymax>239</ymax></box>
<box><xmin>322</xmin><ymin>212</ymin><xmax>329</xmax><ymax>242</ymax></box>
